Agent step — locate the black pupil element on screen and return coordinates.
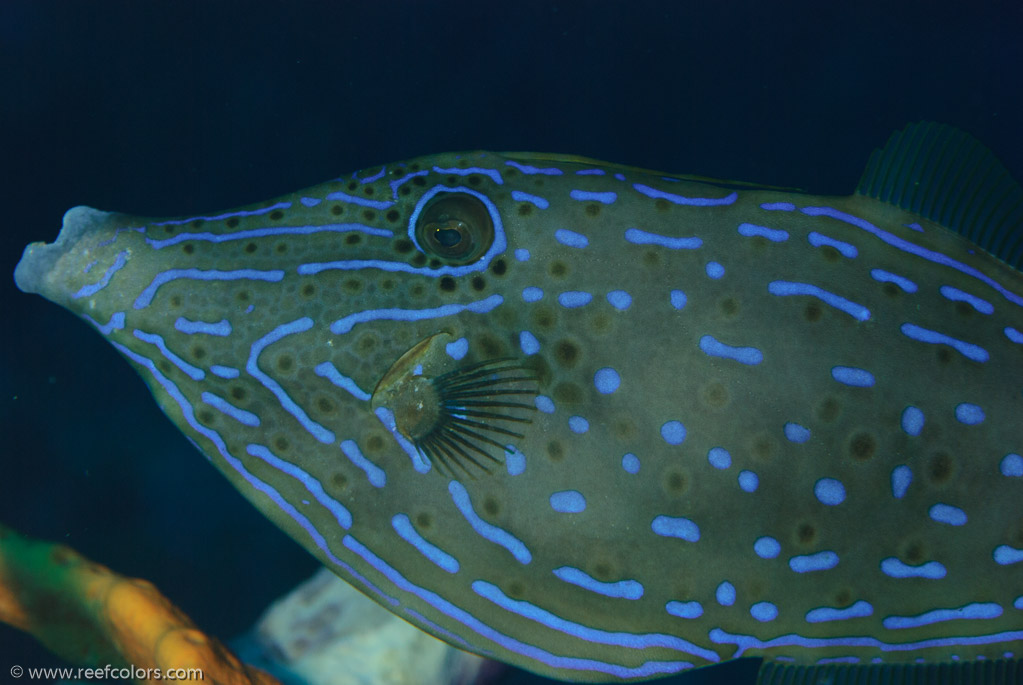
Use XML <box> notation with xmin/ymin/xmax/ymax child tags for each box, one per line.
<box><xmin>434</xmin><ymin>226</ymin><xmax>463</xmax><ymax>247</ymax></box>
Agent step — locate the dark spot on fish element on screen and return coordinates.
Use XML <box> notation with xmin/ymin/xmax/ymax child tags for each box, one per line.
<box><xmin>471</xmin><ymin>276</ymin><xmax>486</xmax><ymax>291</ymax></box>
<box><xmin>927</xmin><ymin>452</ymin><xmax>954</xmax><ymax>484</ymax></box>
<box><xmin>277</xmin><ymin>355</ymin><xmax>294</xmax><ymax>372</ymax></box>
<box><xmin>244</xmin><ymin>242</ymin><xmax>257</xmax><ymax>254</ymax></box>
<box><xmin>415</xmin><ymin>512</ymin><xmax>432</xmax><ymax>529</ymax></box>
<box><xmin>524</xmin><ymin>356</ymin><xmax>551</xmax><ymax>385</ymax></box>
<box><xmin>317</xmin><ymin>397</ymin><xmax>336</xmax><ymax>414</ymax></box>
<box><xmin>849</xmin><ymin>431</ymin><xmax>876</xmax><ymax>461</ymax></box>
<box><xmin>363</xmin><ymin>210</ymin><xmax>376</xmax><ymax>222</ymax></box>
<box><xmin>198</xmin><ymin>409</ymin><xmax>214</xmax><ymax>424</ymax></box>
<box><xmin>226</xmin><ymin>217</ymin><xmax>240</xmax><ymax>228</ymax></box>
<box><xmin>332</xmin><ymin>205</ymin><xmax>343</xmax><ymax>216</ymax></box>
<box><xmin>236</xmin><ymin>290</ymin><xmax>250</xmax><ymax>302</ymax></box>
<box><xmin>446</xmin><ymin>175</ymin><xmax>457</xmax><ymax>185</ymax></box>
<box><xmin>394</xmin><ymin>238</ymin><xmax>413</xmax><ymax>253</ymax></box>
<box><xmin>183</xmin><ymin>243</ymin><xmax>195</xmax><ymax>255</ymax></box>
<box><xmin>301</xmin><ymin>283</ymin><xmax>316</xmax><ymax>297</ymax></box>
<box><xmin>547</xmin><ymin>440</ymin><xmax>564</xmax><ymax>461</ymax></box>
<box><xmin>191</xmin><ymin>346</ymin><xmax>206</xmax><ymax>360</ymax></box>
<box><xmin>834</xmin><ymin>589</ymin><xmax>852</xmax><ymax>606</ymax></box>
<box><xmin>1006</xmin><ymin>516</ymin><xmax>1023</xmax><ymax>546</ymax></box>
<box><xmin>613</xmin><ymin>418</ymin><xmax>636</xmax><ymax>440</ymax></box>
<box><xmin>549</xmin><ymin>261</ymin><xmax>569</xmax><ymax>278</ymax></box>
<box><xmin>363</xmin><ymin>186</ymin><xmax>375</xmax><ymax>196</ymax></box>
<box><xmin>386</xmin><ymin>209</ymin><xmax>400</xmax><ymax>222</ymax></box>
<box><xmin>518</xmin><ymin>204</ymin><xmax>533</xmax><ymax>216</ymax></box>
<box><xmin>903</xmin><ymin>540</ymin><xmax>926</xmax><ymax>563</ymax></box>
<box><xmin>412</xmin><ymin>176</ymin><xmax>426</xmax><ymax>187</ymax></box>
<box><xmin>507</xmin><ymin>581</ymin><xmax>525</xmax><ymax>598</ymax></box>
<box><xmin>593</xmin><ymin>563</ymin><xmax>612</xmax><ymax>580</ymax></box>
<box><xmin>820</xmin><ymin>245</ymin><xmax>840</xmax><ymax>262</ymax></box>
<box><xmin>429</xmin><ymin>258</ymin><xmax>442</xmax><ymax>269</ymax></box>
<box><xmin>357</xmin><ymin>334</ymin><xmax>377</xmax><ymax>353</ymax></box>
<box><xmin>662</xmin><ymin>469</ymin><xmax>688</xmax><ymax>495</ymax></box>
<box><xmin>170</xmin><ymin>295</ymin><xmax>182</xmax><ymax>307</ymax></box>
<box><xmin>347</xmin><ymin>181</ymin><xmax>358</xmax><ymax>191</ymax></box>
<box><xmin>410</xmin><ymin>284</ymin><xmax>424</xmax><ymax>297</ymax></box>
<box><xmin>158</xmin><ymin>360</ymin><xmax>173</xmax><ymax>375</ymax></box>
<box><xmin>410</xmin><ymin>163</ymin><xmax>421</xmax><ymax>172</ymax></box>
<box><xmin>482</xmin><ymin>497</ymin><xmax>500</xmax><ymax>517</ymax></box>
<box><xmin>655</xmin><ymin>199</ymin><xmax>670</xmax><ymax>211</ymax></box>
<box><xmin>751</xmin><ymin>432</ymin><xmax>776</xmax><ymax>461</ymax></box>
<box><xmin>817</xmin><ymin>396</ymin><xmax>840</xmax><ymax>422</ymax></box>
<box><xmin>411</xmin><ymin>253</ymin><xmax>427</xmax><ymax>266</ymax></box>
<box><xmin>882</xmin><ymin>282</ymin><xmax>899</xmax><ymax>297</ymax></box>
<box><xmin>492</xmin><ymin>258</ymin><xmax>507</xmax><ymax>276</ymax></box>
<box><xmin>274</xmin><ymin>436</ymin><xmax>290</xmax><ymax>452</ymax></box>
<box><xmin>585</xmin><ymin>204</ymin><xmax>600</xmax><ymax>217</ymax></box>
<box><xmin>476</xmin><ymin>334</ymin><xmax>503</xmax><ymax>358</ymax></box>
<box><xmin>589</xmin><ymin>312</ymin><xmax>612</xmax><ymax>334</ymax></box>
<box><xmin>532</xmin><ymin>306</ymin><xmax>556</xmax><ymax>330</ymax></box>
<box><xmin>367</xmin><ymin>434</ymin><xmax>385</xmax><ymax>452</ymax></box>
<box><xmin>269</xmin><ymin>209</ymin><xmax>284</xmax><ymax>221</ymax></box>
<box><xmin>468</xmin><ymin>174</ymin><xmax>482</xmax><ymax>186</ymax></box>
<box><xmin>750</xmin><ymin>236</ymin><xmax>768</xmax><ymax>250</ymax></box>
<box><xmin>936</xmin><ymin>347</ymin><xmax>953</xmax><ymax>365</ymax></box>
<box><xmin>700</xmin><ymin>381</ymin><xmax>729</xmax><ymax>409</ymax></box>
<box><xmin>343</xmin><ymin>278</ymin><xmax>363</xmax><ymax>294</ymax></box>
<box><xmin>381</xmin><ymin>279</ymin><xmax>395</xmax><ymax>291</ymax></box>
<box><xmin>275</xmin><ymin>242</ymin><xmax>287</xmax><ymax>254</ymax></box>
<box><xmin>553</xmin><ymin>382</ymin><xmax>582</xmax><ymax>405</ymax></box>
<box><xmin>796</xmin><ymin>522</ymin><xmax>817</xmax><ymax>546</ymax></box>
<box><xmin>671</xmin><ymin>580</ymin><xmax>693</xmax><ymax>601</ymax></box>
<box><xmin>456</xmin><ymin>159</ymin><xmax>469</xmax><ymax>168</ymax></box>
<box><xmin>345</xmin><ymin>233</ymin><xmax>361</xmax><ymax>245</ymax></box>
<box><xmin>804</xmin><ymin>302</ymin><xmax>823</xmax><ymax>322</ymax></box>
<box><xmin>331</xmin><ymin>472</ymin><xmax>349</xmax><ymax>490</ymax></box>
<box><xmin>643</xmin><ymin>250</ymin><xmax>660</xmax><ymax>268</ymax></box>
<box><xmin>439</xmin><ymin>276</ymin><xmax>456</xmax><ymax>292</ymax></box>
<box><xmin>534</xmin><ymin>178</ymin><xmax>545</xmax><ymax>187</ymax></box>
<box><xmin>554</xmin><ymin>340</ymin><xmax>580</xmax><ymax>368</ymax></box>
<box><xmin>719</xmin><ymin>296</ymin><xmax>740</xmax><ymax>317</ymax></box>
<box><xmin>955</xmin><ymin>301</ymin><xmax>973</xmax><ymax>317</ymax></box>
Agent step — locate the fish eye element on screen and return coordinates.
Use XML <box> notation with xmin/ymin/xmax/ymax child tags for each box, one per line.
<box><xmin>415</xmin><ymin>192</ymin><xmax>494</xmax><ymax>264</ymax></box>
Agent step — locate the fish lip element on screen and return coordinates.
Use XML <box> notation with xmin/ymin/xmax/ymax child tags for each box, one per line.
<box><xmin>14</xmin><ymin>206</ymin><xmax>117</xmax><ymax>297</ymax></box>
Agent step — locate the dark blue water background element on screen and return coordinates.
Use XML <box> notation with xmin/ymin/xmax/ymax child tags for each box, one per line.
<box><xmin>1</xmin><ymin>2</ymin><xmax>1020</xmax><ymax>683</ymax></box>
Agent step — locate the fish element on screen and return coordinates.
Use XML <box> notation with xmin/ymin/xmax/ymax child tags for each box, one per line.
<box><xmin>12</xmin><ymin>121</ymin><xmax>1023</xmax><ymax>683</ymax></box>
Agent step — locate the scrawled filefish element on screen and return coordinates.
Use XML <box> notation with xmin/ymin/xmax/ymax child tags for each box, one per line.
<box><xmin>13</xmin><ymin>122</ymin><xmax>1023</xmax><ymax>683</ymax></box>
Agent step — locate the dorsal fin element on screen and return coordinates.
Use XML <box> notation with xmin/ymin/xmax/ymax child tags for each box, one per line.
<box><xmin>856</xmin><ymin>121</ymin><xmax>1023</xmax><ymax>268</ymax></box>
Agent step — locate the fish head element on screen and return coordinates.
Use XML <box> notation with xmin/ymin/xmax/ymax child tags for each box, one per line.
<box><xmin>12</xmin><ymin>152</ymin><xmax>681</xmax><ymax>662</ymax></box>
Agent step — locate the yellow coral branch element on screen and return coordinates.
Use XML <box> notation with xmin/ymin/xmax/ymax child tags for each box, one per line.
<box><xmin>0</xmin><ymin>523</ymin><xmax>280</xmax><ymax>684</ymax></box>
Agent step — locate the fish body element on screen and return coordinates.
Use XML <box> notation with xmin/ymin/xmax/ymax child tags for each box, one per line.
<box><xmin>13</xmin><ymin>123</ymin><xmax>1023</xmax><ymax>682</ymax></box>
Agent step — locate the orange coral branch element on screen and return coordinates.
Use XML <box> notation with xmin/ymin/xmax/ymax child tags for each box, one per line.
<box><xmin>0</xmin><ymin>522</ymin><xmax>280</xmax><ymax>684</ymax></box>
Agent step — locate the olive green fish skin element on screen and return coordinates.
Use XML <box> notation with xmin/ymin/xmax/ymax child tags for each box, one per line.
<box><xmin>13</xmin><ymin>145</ymin><xmax>1023</xmax><ymax>682</ymax></box>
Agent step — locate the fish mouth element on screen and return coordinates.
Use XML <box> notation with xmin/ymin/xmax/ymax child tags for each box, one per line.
<box><xmin>14</xmin><ymin>206</ymin><xmax>121</xmax><ymax>300</ymax></box>
<box><xmin>370</xmin><ymin>332</ymin><xmax>539</xmax><ymax>476</ymax></box>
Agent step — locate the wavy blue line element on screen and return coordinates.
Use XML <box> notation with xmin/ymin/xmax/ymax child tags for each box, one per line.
<box><xmin>247</xmin><ymin>317</ymin><xmax>334</xmax><ymax>444</ymax></box>
<box><xmin>391</xmin><ymin>513</ymin><xmax>458</xmax><ymax>573</ymax></box>
<box><xmin>449</xmin><ymin>481</ymin><xmax>531</xmax><ymax>564</ymax></box>
<box><xmin>342</xmin><ymin>535</ymin><xmax>698</xmax><ymax>678</ymax></box>
<box><xmin>768</xmin><ymin>281</ymin><xmax>871</xmax><ymax>321</ymax></box>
